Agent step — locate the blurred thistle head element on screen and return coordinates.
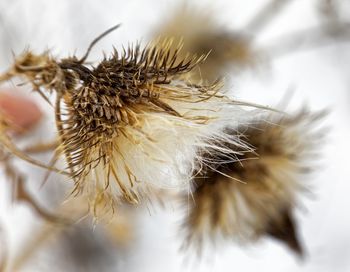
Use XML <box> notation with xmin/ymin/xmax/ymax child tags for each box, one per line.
<box><xmin>0</xmin><ymin>25</ymin><xmax>258</xmax><ymax>216</ymax></box>
<box><xmin>183</xmin><ymin>109</ymin><xmax>327</xmax><ymax>256</ymax></box>
<box><xmin>152</xmin><ymin>5</ymin><xmax>256</xmax><ymax>84</ymax></box>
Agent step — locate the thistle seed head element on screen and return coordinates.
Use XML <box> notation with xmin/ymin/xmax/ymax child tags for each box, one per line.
<box><xmin>152</xmin><ymin>5</ymin><xmax>255</xmax><ymax>83</ymax></box>
<box><xmin>0</xmin><ymin>31</ymin><xmax>253</xmax><ymax>216</ymax></box>
<box><xmin>183</xmin><ymin>109</ymin><xmax>327</xmax><ymax>256</ymax></box>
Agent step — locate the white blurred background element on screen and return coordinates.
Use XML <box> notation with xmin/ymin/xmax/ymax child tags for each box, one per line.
<box><xmin>0</xmin><ymin>0</ymin><xmax>350</xmax><ymax>271</ymax></box>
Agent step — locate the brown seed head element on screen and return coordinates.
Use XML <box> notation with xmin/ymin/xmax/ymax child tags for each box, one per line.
<box><xmin>183</xmin><ymin>109</ymin><xmax>326</xmax><ymax>256</ymax></box>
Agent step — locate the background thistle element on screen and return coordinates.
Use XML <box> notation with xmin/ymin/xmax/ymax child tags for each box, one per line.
<box><xmin>151</xmin><ymin>5</ymin><xmax>256</xmax><ymax>84</ymax></box>
<box><xmin>183</xmin><ymin>109</ymin><xmax>326</xmax><ymax>256</ymax></box>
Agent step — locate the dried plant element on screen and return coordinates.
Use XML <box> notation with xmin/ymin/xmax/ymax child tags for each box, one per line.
<box><xmin>151</xmin><ymin>6</ymin><xmax>255</xmax><ymax>84</ymax></box>
<box><xmin>151</xmin><ymin>0</ymin><xmax>300</xmax><ymax>84</ymax></box>
<box><xmin>0</xmin><ymin>1</ymin><xmax>340</xmax><ymax>269</ymax></box>
<box><xmin>183</xmin><ymin>109</ymin><xmax>326</xmax><ymax>256</ymax></box>
<box><xmin>0</xmin><ymin>25</ymin><xmax>265</xmax><ymax>217</ymax></box>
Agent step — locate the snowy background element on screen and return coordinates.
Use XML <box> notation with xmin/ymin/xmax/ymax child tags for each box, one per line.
<box><xmin>0</xmin><ymin>0</ymin><xmax>350</xmax><ymax>271</ymax></box>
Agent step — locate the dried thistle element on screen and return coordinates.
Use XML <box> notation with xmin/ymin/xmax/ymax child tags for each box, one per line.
<box><xmin>151</xmin><ymin>6</ymin><xmax>255</xmax><ymax>83</ymax></box>
<box><xmin>0</xmin><ymin>26</ymin><xmax>257</xmax><ymax>216</ymax></box>
<box><xmin>8</xmin><ymin>193</ymin><xmax>138</xmax><ymax>271</ymax></box>
<box><xmin>183</xmin><ymin>109</ymin><xmax>326</xmax><ymax>256</ymax></box>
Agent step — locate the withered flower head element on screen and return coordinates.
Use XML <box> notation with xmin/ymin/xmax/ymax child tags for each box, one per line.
<box><xmin>152</xmin><ymin>5</ymin><xmax>255</xmax><ymax>83</ymax></box>
<box><xmin>183</xmin><ymin>109</ymin><xmax>326</xmax><ymax>256</ymax></box>
<box><xmin>0</xmin><ymin>26</ymin><xmax>255</xmax><ymax>216</ymax></box>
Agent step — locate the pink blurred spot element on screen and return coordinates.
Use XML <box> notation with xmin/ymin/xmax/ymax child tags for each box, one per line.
<box><xmin>0</xmin><ymin>92</ymin><xmax>42</xmax><ymax>133</ymax></box>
